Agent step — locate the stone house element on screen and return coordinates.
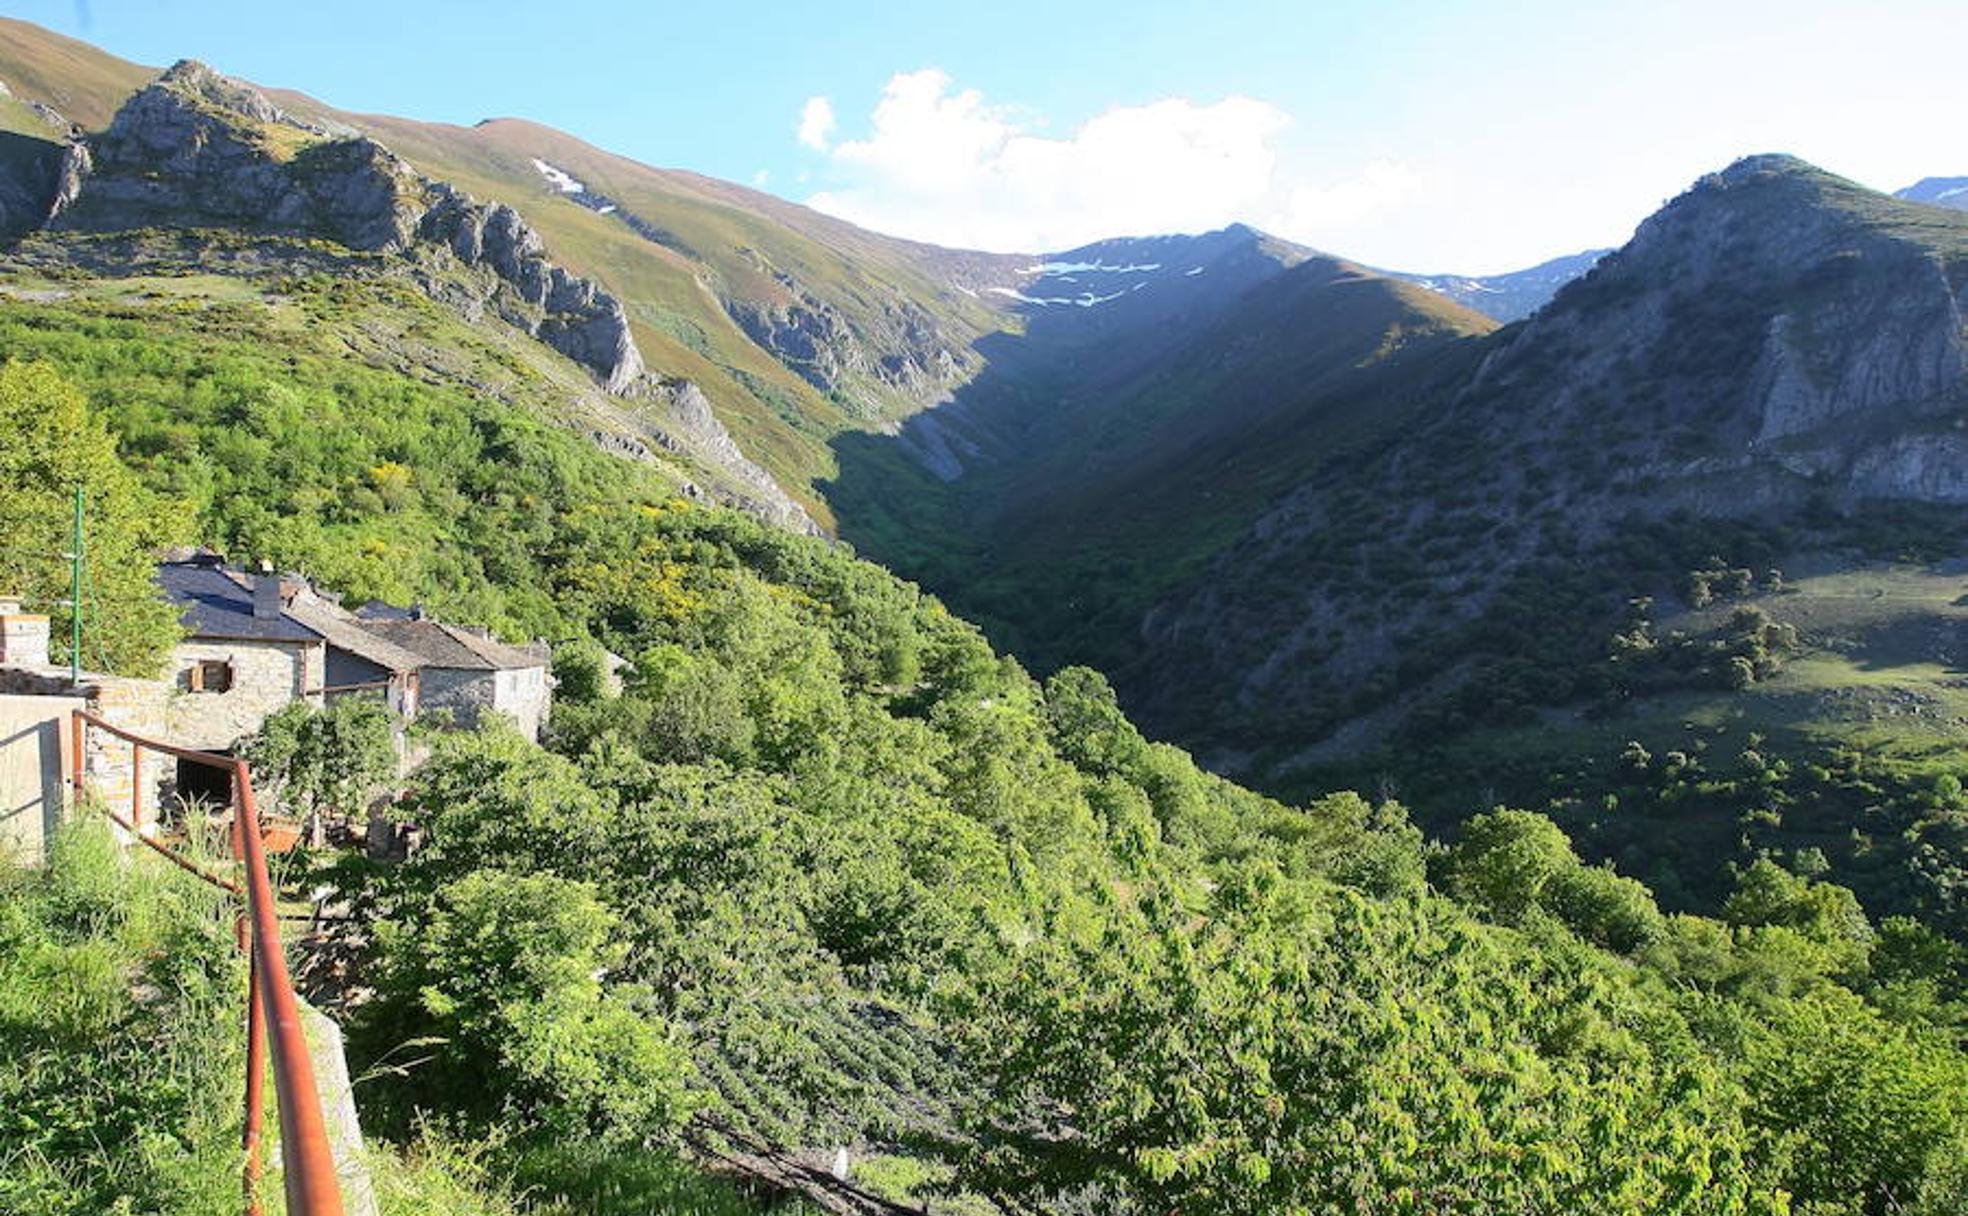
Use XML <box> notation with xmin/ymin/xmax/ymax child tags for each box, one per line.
<box><xmin>353</xmin><ymin>614</ymin><xmax>551</xmax><ymax>741</ymax></box>
<box><xmin>283</xmin><ymin>593</ymin><xmax>424</xmax><ymax>718</ymax></box>
<box><xmin>5</xmin><ymin>555</ymin><xmax>554</xmax><ymax>861</ymax></box>
<box><xmin>157</xmin><ymin>555</ymin><xmax>551</xmax><ymax>749</ymax></box>
<box><xmin>156</xmin><ymin>556</ymin><xmax>327</xmax><ymax>757</ymax></box>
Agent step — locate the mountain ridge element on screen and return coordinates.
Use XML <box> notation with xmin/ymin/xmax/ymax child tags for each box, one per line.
<box><xmin>1390</xmin><ymin>246</ymin><xmax>1611</xmax><ymax>321</ymax></box>
<box><xmin>4</xmin><ymin>19</ymin><xmax>1967</xmax><ymax>804</ymax></box>
<box><xmin>1124</xmin><ymin>152</ymin><xmax>1968</xmax><ymax>764</ymax></box>
<box><xmin>1897</xmin><ymin>175</ymin><xmax>1968</xmax><ymax>211</ymax></box>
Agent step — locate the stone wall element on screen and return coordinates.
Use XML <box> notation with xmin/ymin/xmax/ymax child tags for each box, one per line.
<box><xmin>418</xmin><ymin>665</ymin><xmax>548</xmax><ymax>741</ymax></box>
<box><xmin>492</xmin><ymin>665</ymin><xmax>549</xmax><ymax>742</ymax></box>
<box><xmin>418</xmin><ymin>666</ymin><xmax>496</xmax><ymax>731</ymax></box>
<box><xmin>165</xmin><ymin>639</ymin><xmax>322</xmax><ymax>750</ymax></box>
<box><xmin>0</xmin><ymin>665</ymin><xmax>173</xmax><ymax>845</ymax></box>
<box><xmin>83</xmin><ymin>673</ymin><xmax>173</xmax><ymax>835</ymax></box>
<box><xmin>0</xmin><ymin>692</ymin><xmax>81</xmax><ymax>862</ymax></box>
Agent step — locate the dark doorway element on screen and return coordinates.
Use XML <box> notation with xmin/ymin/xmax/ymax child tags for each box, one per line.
<box><xmin>175</xmin><ymin>753</ymin><xmax>234</xmax><ymax>812</ymax></box>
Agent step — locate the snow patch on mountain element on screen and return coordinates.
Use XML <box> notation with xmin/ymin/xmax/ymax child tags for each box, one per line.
<box><xmin>1024</xmin><ymin>260</ymin><xmax>1163</xmax><ymax>275</ymax></box>
<box><xmin>531</xmin><ymin>158</ymin><xmax>585</xmax><ymax>194</ymax></box>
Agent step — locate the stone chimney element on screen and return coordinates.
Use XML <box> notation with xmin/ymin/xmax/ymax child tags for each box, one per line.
<box><xmin>0</xmin><ymin>595</ymin><xmax>51</xmax><ymax>666</ymax></box>
<box><xmin>253</xmin><ymin>572</ymin><xmax>284</xmax><ymax>621</ymax></box>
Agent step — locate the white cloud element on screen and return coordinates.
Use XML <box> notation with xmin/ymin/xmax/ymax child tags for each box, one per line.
<box><xmin>797</xmin><ymin>96</ymin><xmax>836</xmax><ymax>152</ymax></box>
<box><xmin>751</xmin><ymin>168</ymin><xmax>771</xmax><ymax>187</ymax></box>
<box><xmin>1282</xmin><ymin>160</ymin><xmax>1425</xmax><ymax>234</ymax></box>
<box><xmin>804</xmin><ymin>69</ymin><xmax>1358</xmax><ymax>253</ymax></box>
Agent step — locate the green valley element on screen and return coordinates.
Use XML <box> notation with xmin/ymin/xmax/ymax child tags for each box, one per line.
<box><xmin>0</xmin><ymin>14</ymin><xmax>1965</xmax><ymax>1216</ymax></box>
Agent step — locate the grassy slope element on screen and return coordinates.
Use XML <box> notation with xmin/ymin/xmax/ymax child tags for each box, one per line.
<box><xmin>1427</xmin><ymin>563</ymin><xmax>1968</xmax><ymax>772</ymax></box>
<box><xmin>1297</xmin><ymin>557</ymin><xmax>1968</xmax><ymax>932</ymax></box>
<box><xmin>261</xmin><ymin>110</ymin><xmax>1018</xmax><ymax>528</ymax></box>
<box><xmin>0</xmin><ymin>17</ymin><xmax>1025</xmax><ymax>530</ymax></box>
<box><xmin>0</xmin><ymin>17</ymin><xmax>151</xmax><ymax>128</ymax></box>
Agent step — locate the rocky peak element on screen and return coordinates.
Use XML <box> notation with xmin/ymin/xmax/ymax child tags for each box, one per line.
<box><xmin>43</xmin><ymin>62</ymin><xmax>649</xmax><ymax>395</ymax></box>
<box><xmin>1703</xmin><ymin>151</ymin><xmax>1819</xmax><ymax>188</ymax></box>
<box><xmin>1472</xmin><ymin>154</ymin><xmax>1968</xmax><ymax>498</ymax></box>
<box><xmin>51</xmin><ymin>59</ymin><xmax>420</xmax><ymax>249</ymax></box>
<box><xmin>149</xmin><ymin>58</ymin><xmax>315</xmax><ymax>132</ymax></box>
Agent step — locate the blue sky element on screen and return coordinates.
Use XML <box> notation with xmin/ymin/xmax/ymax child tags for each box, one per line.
<box><xmin>11</xmin><ymin>0</ymin><xmax>1965</xmax><ymax>271</ymax></box>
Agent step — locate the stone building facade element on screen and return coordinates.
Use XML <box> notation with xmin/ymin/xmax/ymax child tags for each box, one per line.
<box><xmin>0</xmin><ymin>598</ymin><xmax>173</xmax><ymax>861</ymax></box>
<box><xmin>166</xmin><ymin>636</ymin><xmax>323</xmax><ymax>750</ymax></box>
<box><xmin>357</xmin><ymin>617</ymin><xmax>551</xmax><ymax>741</ymax></box>
<box><xmin>157</xmin><ymin>556</ymin><xmax>328</xmax><ymax>753</ymax></box>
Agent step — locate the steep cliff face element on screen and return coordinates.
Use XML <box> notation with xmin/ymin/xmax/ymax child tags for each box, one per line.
<box><xmin>726</xmin><ymin>271</ymin><xmax>972</xmax><ymax>418</ymax></box>
<box><xmin>0</xmin><ymin>137</ymin><xmax>65</xmax><ymax>240</ymax></box>
<box><xmin>416</xmin><ymin>188</ymin><xmax>645</xmax><ymax>393</ymax></box>
<box><xmin>1466</xmin><ymin>155</ymin><xmax>1968</xmax><ymax>496</ymax></box>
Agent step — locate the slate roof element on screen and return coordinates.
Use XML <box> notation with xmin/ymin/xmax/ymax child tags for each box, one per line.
<box><xmin>359</xmin><ymin>620</ymin><xmax>546</xmax><ymax>671</ymax></box>
<box><xmin>283</xmin><ymin>599</ymin><xmax>428</xmax><ymax>673</ymax></box>
<box><xmin>354</xmin><ymin>599</ymin><xmax>419</xmax><ymax>622</ymax></box>
<box><xmin>158</xmin><ymin>559</ymin><xmax>543</xmax><ymax>671</ymax></box>
<box><xmin>155</xmin><ymin>560</ymin><xmax>321</xmax><ymax>643</ymax></box>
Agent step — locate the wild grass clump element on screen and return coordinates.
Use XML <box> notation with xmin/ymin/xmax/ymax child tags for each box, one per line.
<box><xmin>0</xmin><ymin>820</ymin><xmax>245</xmax><ymax>1216</ymax></box>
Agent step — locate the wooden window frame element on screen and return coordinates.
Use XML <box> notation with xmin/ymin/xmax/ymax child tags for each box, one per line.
<box><xmin>188</xmin><ymin>658</ymin><xmax>235</xmax><ymax>694</ymax></box>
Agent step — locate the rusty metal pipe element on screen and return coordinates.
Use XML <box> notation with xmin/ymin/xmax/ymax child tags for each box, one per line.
<box><xmin>234</xmin><ymin>760</ymin><xmax>346</xmax><ymax>1216</ymax></box>
<box><xmin>69</xmin><ymin>709</ymin><xmax>84</xmax><ymax>802</ymax></box>
<box><xmin>71</xmin><ymin>711</ymin><xmax>345</xmax><ymax>1216</ymax></box>
<box><xmin>234</xmin><ymin>811</ymin><xmax>267</xmax><ymax>1216</ymax></box>
<box><xmin>106</xmin><ymin>803</ymin><xmax>241</xmax><ymax>894</ymax></box>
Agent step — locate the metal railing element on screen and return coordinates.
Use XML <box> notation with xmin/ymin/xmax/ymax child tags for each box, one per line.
<box><xmin>71</xmin><ymin>710</ymin><xmax>347</xmax><ymax>1216</ymax></box>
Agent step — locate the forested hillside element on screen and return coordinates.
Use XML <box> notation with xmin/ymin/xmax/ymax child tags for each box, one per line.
<box><xmin>1</xmin><ymin>19</ymin><xmax>1966</xmax><ymax>1215</ymax></box>
<box><xmin>6</xmin><ymin>304</ymin><xmax>1967</xmax><ymax>1214</ymax></box>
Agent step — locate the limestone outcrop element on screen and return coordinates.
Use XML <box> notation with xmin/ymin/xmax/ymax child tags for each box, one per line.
<box><xmin>45</xmin><ymin>60</ymin><xmax>645</xmax><ymax>393</ymax></box>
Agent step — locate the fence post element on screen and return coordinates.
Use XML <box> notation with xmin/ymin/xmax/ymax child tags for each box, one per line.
<box><xmin>69</xmin><ymin>709</ymin><xmax>84</xmax><ymax>805</ymax></box>
<box><xmin>235</xmin><ymin>805</ymin><xmax>266</xmax><ymax>1216</ymax></box>
<box><xmin>131</xmin><ymin>741</ymin><xmax>143</xmax><ymax>834</ymax></box>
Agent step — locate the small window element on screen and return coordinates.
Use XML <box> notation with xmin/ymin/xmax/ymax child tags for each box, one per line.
<box><xmin>187</xmin><ymin>659</ymin><xmax>234</xmax><ymax>694</ymax></box>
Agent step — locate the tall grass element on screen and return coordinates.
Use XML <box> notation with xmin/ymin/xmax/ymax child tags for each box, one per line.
<box><xmin>370</xmin><ymin>1130</ymin><xmax>817</xmax><ymax>1216</ymax></box>
<box><xmin>0</xmin><ymin>819</ymin><xmax>246</xmax><ymax>1216</ymax></box>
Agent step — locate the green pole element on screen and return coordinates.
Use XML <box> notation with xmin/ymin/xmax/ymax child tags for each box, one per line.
<box><xmin>70</xmin><ymin>485</ymin><xmax>83</xmax><ymax>684</ymax></box>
